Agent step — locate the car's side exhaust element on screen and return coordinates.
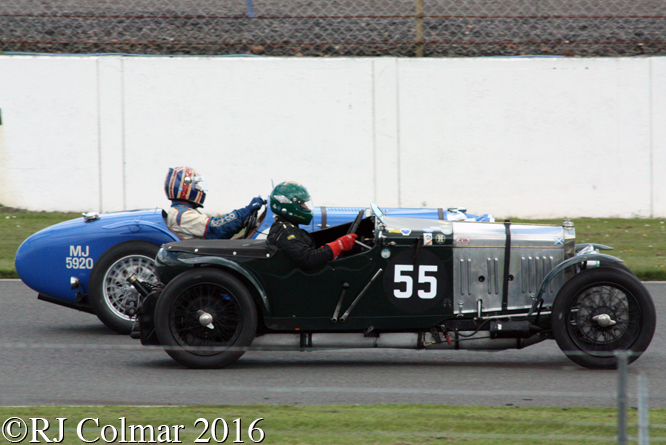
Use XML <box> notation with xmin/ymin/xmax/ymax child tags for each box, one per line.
<box><xmin>250</xmin><ymin>330</ymin><xmax>548</xmax><ymax>351</ymax></box>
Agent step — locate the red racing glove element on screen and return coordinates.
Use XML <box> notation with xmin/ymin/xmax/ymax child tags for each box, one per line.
<box><xmin>326</xmin><ymin>234</ymin><xmax>358</xmax><ymax>258</ymax></box>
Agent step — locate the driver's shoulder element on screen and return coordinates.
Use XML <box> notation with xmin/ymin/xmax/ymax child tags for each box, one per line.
<box><xmin>268</xmin><ymin>219</ymin><xmax>303</xmax><ymax>242</ymax></box>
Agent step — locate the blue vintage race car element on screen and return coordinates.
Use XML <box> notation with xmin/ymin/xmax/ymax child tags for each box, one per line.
<box><xmin>15</xmin><ymin>204</ymin><xmax>493</xmax><ymax>334</ymax></box>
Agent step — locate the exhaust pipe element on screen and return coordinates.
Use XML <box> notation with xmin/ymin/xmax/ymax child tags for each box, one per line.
<box><xmin>250</xmin><ymin>330</ymin><xmax>547</xmax><ymax>351</ymax></box>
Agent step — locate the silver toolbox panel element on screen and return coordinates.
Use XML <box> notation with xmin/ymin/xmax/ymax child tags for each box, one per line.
<box><xmin>452</xmin><ymin>222</ymin><xmax>566</xmax><ymax>313</ymax></box>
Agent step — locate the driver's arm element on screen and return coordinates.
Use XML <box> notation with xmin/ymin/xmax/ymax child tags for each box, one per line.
<box><xmin>204</xmin><ymin>211</ymin><xmax>245</xmax><ymax>239</ymax></box>
<box><xmin>273</xmin><ymin>228</ymin><xmax>357</xmax><ymax>270</ymax></box>
<box><xmin>204</xmin><ymin>196</ymin><xmax>263</xmax><ymax>240</ymax></box>
<box><xmin>267</xmin><ymin>222</ymin><xmax>332</xmax><ymax>270</ymax></box>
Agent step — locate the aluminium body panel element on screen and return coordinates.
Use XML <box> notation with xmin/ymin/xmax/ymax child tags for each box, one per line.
<box><xmin>452</xmin><ymin>221</ymin><xmax>567</xmax><ymax>313</ymax></box>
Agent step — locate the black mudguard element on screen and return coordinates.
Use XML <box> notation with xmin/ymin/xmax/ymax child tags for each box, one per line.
<box><xmin>137</xmin><ymin>291</ymin><xmax>161</xmax><ymax>346</ymax></box>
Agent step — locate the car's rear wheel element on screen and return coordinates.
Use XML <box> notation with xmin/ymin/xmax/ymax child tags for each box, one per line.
<box><xmin>89</xmin><ymin>241</ymin><xmax>160</xmax><ymax>334</ymax></box>
<box><xmin>552</xmin><ymin>268</ymin><xmax>655</xmax><ymax>369</ymax></box>
<box><xmin>154</xmin><ymin>268</ymin><xmax>257</xmax><ymax>369</ymax></box>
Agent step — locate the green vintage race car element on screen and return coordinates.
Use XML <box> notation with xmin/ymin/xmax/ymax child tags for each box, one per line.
<box><xmin>133</xmin><ymin>204</ymin><xmax>655</xmax><ymax>370</ymax></box>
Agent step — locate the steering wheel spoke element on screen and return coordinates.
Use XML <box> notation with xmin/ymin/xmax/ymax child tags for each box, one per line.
<box><xmin>347</xmin><ymin>210</ymin><xmax>364</xmax><ymax>235</ymax></box>
<box><xmin>242</xmin><ymin>207</ymin><xmax>266</xmax><ymax>239</ymax></box>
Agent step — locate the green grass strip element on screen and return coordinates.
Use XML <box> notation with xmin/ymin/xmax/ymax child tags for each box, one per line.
<box><xmin>0</xmin><ymin>405</ymin><xmax>664</xmax><ymax>444</ymax></box>
<box><xmin>512</xmin><ymin>217</ymin><xmax>666</xmax><ymax>281</ymax></box>
<box><xmin>0</xmin><ymin>206</ymin><xmax>79</xmax><ymax>277</ymax></box>
<box><xmin>2</xmin><ymin>205</ymin><xmax>666</xmax><ymax>281</ymax></box>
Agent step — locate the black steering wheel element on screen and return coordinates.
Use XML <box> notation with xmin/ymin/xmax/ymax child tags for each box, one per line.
<box><xmin>232</xmin><ymin>200</ymin><xmax>267</xmax><ymax>240</ymax></box>
<box><xmin>347</xmin><ymin>210</ymin><xmax>364</xmax><ymax>235</ymax></box>
<box><xmin>241</xmin><ymin>206</ymin><xmax>266</xmax><ymax>239</ymax></box>
<box><xmin>243</xmin><ymin>207</ymin><xmax>259</xmax><ymax>230</ymax></box>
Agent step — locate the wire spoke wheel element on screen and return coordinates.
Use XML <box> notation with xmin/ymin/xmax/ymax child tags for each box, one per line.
<box><xmin>567</xmin><ymin>284</ymin><xmax>638</xmax><ymax>355</ymax></box>
<box><xmin>104</xmin><ymin>255</ymin><xmax>158</xmax><ymax>320</ymax></box>
<box><xmin>169</xmin><ymin>283</ymin><xmax>243</xmax><ymax>355</ymax></box>
<box><xmin>90</xmin><ymin>241</ymin><xmax>160</xmax><ymax>334</ymax></box>
<box><xmin>155</xmin><ymin>268</ymin><xmax>257</xmax><ymax>369</ymax></box>
<box><xmin>552</xmin><ymin>267</ymin><xmax>655</xmax><ymax>369</ymax></box>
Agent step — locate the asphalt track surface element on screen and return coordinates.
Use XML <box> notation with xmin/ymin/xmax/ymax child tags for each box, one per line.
<box><xmin>1</xmin><ymin>279</ymin><xmax>665</xmax><ymax>407</ymax></box>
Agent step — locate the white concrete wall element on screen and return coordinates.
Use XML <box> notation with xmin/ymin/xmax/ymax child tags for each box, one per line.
<box><xmin>0</xmin><ymin>55</ymin><xmax>664</xmax><ymax>218</ymax></box>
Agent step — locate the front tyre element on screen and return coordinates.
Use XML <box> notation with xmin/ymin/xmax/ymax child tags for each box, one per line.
<box><xmin>552</xmin><ymin>268</ymin><xmax>656</xmax><ymax>369</ymax></box>
<box><xmin>89</xmin><ymin>241</ymin><xmax>160</xmax><ymax>334</ymax></box>
<box><xmin>154</xmin><ymin>268</ymin><xmax>257</xmax><ymax>369</ymax></box>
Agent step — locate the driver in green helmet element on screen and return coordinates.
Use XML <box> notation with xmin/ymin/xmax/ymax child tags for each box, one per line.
<box><xmin>266</xmin><ymin>181</ymin><xmax>357</xmax><ymax>270</ymax></box>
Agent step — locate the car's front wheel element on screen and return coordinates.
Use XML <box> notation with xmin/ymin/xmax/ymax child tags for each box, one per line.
<box><xmin>154</xmin><ymin>268</ymin><xmax>257</xmax><ymax>369</ymax></box>
<box><xmin>552</xmin><ymin>267</ymin><xmax>655</xmax><ymax>369</ymax></box>
<box><xmin>89</xmin><ymin>241</ymin><xmax>160</xmax><ymax>334</ymax></box>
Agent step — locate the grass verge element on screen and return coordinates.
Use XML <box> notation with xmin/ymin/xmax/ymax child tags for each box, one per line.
<box><xmin>0</xmin><ymin>205</ymin><xmax>79</xmax><ymax>277</ymax></box>
<box><xmin>2</xmin><ymin>205</ymin><xmax>665</xmax><ymax>280</ymax></box>
<box><xmin>1</xmin><ymin>405</ymin><xmax>664</xmax><ymax>444</ymax></box>
<box><xmin>512</xmin><ymin>217</ymin><xmax>666</xmax><ymax>281</ymax></box>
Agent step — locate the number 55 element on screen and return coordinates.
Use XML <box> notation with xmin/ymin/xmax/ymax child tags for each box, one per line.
<box><xmin>394</xmin><ymin>265</ymin><xmax>438</xmax><ymax>299</ymax></box>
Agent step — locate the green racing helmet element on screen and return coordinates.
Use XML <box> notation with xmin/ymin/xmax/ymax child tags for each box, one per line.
<box><xmin>270</xmin><ymin>181</ymin><xmax>313</xmax><ymax>225</ymax></box>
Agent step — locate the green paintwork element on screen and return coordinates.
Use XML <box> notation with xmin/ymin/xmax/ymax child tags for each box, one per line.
<box><xmin>155</xmin><ymin>217</ymin><xmax>456</xmax><ymax>333</ymax></box>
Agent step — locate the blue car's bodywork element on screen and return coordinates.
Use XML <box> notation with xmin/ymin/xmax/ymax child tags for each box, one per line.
<box><xmin>15</xmin><ymin>204</ymin><xmax>493</xmax><ymax>332</ymax></box>
<box><xmin>16</xmin><ymin>209</ymin><xmax>178</xmax><ymax>311</ymax></box>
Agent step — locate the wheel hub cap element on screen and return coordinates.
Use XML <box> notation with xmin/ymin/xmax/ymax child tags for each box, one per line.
<box><xmin>592</xmin><ymin>313</ymin><xmax>617</xmax><ymax>327</ymax></box>
<box><xmin>197</xmin><ymin>310</ymin><xmax>215</xmax><ymax>329</ymax></box>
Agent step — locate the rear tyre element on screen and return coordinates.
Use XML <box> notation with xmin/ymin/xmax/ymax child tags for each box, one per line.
<box><xmin>155</xmin><ymin>268</ymin><xmax>257</xmax><ymax>369</ymax></box>
<box><xmin>89</xmin><ymin>241</ymin><xmax>160</xmax><ymax>334</ymax></box>
<box><xmin>552</xmin><ymin>268</ymin><xmax>655</xmax><ymax>369</ymax></box>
